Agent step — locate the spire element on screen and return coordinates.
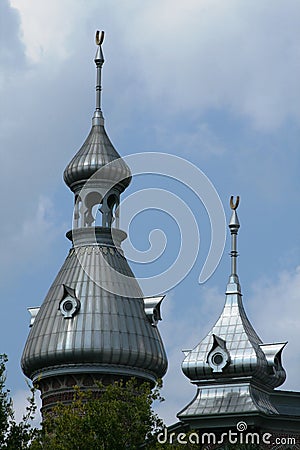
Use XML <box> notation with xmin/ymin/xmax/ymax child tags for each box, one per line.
<box><xmin>92</xmin><ymin>30</ymin><xmax>105</xmax><ymax>126</ymax></box>
<box><xmin>63</xmin><ymin>30</ymin><xmax>132</xmax><ymax>202</ymax></box>
<box><xmin>21</xmin><ymin>31</ymin><xmax>168</xmax><ymax>415</ymax></box>
<box><xmin>226</xmin><ymin>195</ymin><xmax>241</xmax><ymax>294</ymax></box>
<box><xmin>179</xmin><ymin>195</ymin><xmax>287</xmax><ymax>423</ymax></box>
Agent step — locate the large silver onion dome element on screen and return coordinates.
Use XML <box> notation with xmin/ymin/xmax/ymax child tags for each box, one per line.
<box><xmin>63</xmin><ymin>124</ymin><xmax>132</xmax><ymax>193</ymax></box>
<box><xmin>21</xmin><ymin>229</ymin><xmax>167</xmax><ymax>383</ymax></box>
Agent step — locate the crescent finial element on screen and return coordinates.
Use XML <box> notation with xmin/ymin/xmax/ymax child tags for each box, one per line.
<box><xmin>230</xmin><ymin>195</ymin><xmax>240</xmax><ymax>210</ymax></box>
<box><xmin>95</xmin><ymin>30</ymin><xmax>105</xmax><ymax>46</ymax></box>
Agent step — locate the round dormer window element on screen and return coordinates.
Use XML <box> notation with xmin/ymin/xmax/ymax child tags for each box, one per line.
<box><xmin>212</xmin><ymin>353</ymin><xmax>224</xmax><ymax>366</ymax></box>
<box><xmin>207</xmin><ymin>347</ymin><xmax>229</xmax><ymax>373</ymax></box>
<box><xmin>63</xmin><ymin>300</ymin><xmax>74</xmax><ymax>312</ymax></box>
<box><xmin>59</xmin><ymin>295</ymin><xmax>80</xmax><ymax>318</ymax></box>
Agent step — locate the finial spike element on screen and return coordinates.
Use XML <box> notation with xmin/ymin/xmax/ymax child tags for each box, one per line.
<box><xmin>229</xmin><ymin>196</ymin><xmax>240</xmax><ymax>229</ymax></box>
<box><xmin>229</xmin><ymin>195</ymin><xmax>240</xmax><ymax>281</ymax></box>
<box><xmin>230</xmin><ymin>195</ymin><xmax>240</xmax><ymax>210</ymax></box>
<box><xmin>95</xmin><ymin>30</ymin><xmax>105</xmax><ymax>46</ymax></box>
<box><xmin>92</xmin><ymin>30</ymin><xmax>105</xmax><ymax>126</ymax></box>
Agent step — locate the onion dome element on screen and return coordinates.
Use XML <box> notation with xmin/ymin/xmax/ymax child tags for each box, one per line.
<box><xmin>182</xmin><ymin>197</ymin><xmax>286</xmax><ymax>389</ymax></box>
<box><xmin>63</xmin><ymin>31</ymin><xmax>131</xmax><ymax>194</ymax></box>
<box><xmin>21</xmin><ymin>229</ymin><xmax>167</xmax><ymax>391</ymax></box>
<box><xmin>179</xmin><ymin>197</ymin><xmax>287</xmax><ymax>419</ymax></box>
<box><xmin>63</xmin><ymin>126</ymin><xmax>131</xmax><ymax>194</ymax></box>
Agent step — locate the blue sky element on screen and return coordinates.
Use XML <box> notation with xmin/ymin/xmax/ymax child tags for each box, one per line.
<box><xmin>1</xmin><ymin>0</ymin><xmax>300</xmax><ymax>425</ymax></box>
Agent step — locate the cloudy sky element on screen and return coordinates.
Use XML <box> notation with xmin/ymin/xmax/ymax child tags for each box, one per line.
<box><xmin>1</xmin><ymin>0</ymin><xmax>300</xmax><ymax>425</ymax></box>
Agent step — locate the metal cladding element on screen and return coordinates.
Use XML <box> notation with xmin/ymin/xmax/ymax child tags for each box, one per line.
<box><xmin>179</xmin><ymin>198</ymin><xmax>287</xmax><ymax>419</ymax></box>
<box><xmin>21</xmin><ymin>32</ymin><xmax>167</xmax><ymax>394</ymax></box>
<box><xmin>181</xmin><ymin>277</ymin><xmax>287</xmax><ymax>389</ymax></box>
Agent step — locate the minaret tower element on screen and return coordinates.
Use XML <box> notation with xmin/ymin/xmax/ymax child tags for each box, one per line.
<box><xmin>21</xmin><ymin>32</ymin><xmax>167</xmax><ymax>413</ymax></box>
<box><xmin>177</xmin><ymin>197</ymin><xmax>287</xmax><ymax>430</ymax></box>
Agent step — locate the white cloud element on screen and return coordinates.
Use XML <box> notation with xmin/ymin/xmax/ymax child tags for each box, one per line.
<box><xmin>90</xmin><ymin>0</ymin><xmax>300</xmax><ymax>131</ymax></box>
<box><xmin>126</xmin><ymin>0</ymin><xmax>300</xmax><ymax>130</ymax></box>
<box><xmin>9</xmin><ymin>0</ymin><xmax>86</xmax><ymax>64</ymax></box>
<box><xmin>8</xmin><ymin>0</ymin><xmax>300</xmax><ymax>132</ymax></box>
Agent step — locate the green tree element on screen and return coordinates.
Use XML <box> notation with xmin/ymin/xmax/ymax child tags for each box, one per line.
<box><xmin>0</xmin><ymin>354</ymin><xmax>38</xmax><ymax>449</ymax></box>
<box><xmin>0</xmin><ymin>354</ymin><xmax>10</xmax><ymax>445</ymax></box>
<box><xmin>32</xmin><ymin>378</ymin><xmax>165</xmax><ymax>450</ymax></box>
<box><xmin>0</xmin><ymin>356</ymin><xmax>267</xmax><ymax>450</ymax></box>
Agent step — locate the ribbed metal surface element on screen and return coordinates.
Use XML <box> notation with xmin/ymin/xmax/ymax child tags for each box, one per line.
<box><xmin>179</xmin><ymin>203</ymin><xmax>287</xmax><ymax>420</ymax></box>
<box><xmin>182</xmin><ymin>205</ymin><xmax>286</xmax><ymax>391</ymax></box>
<box><xmin>63</xmin><ymin>124</ymin><xmax>131</xmax><ymax>192</ymax></box>
<box><xmin>182</xmin><ymin>280</ymin><xmax>286</xmax><ymax>389</ymax></box>
<box><xmin>178</xmin><ymin>383</ymin><xmax>279</xmax><ymax>417</ymax></box>
<box><xmin>21</xmin><ymin>231</ymin><xmax>167</xmax><ymax>383</ymax></box>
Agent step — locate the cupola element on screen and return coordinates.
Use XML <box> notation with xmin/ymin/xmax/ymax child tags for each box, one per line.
<box><xmin>63</xmin><ymin>31</ymin><xmax>131</xmax><ymax>230</ymax></box>
<box><xmin>178</xmin><ymin>197</ymin><xmax>287</xmax><ymax>421</ymax></box>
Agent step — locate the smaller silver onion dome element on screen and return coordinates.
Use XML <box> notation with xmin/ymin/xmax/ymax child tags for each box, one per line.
<box><xmin>63</xmin><ymin>125</ymin><xmax>131</xmax><ymax>193</ymax></box>
<box><xmin>178</xmin><ymin>197</ymin><xmax>288</xmax><ymax>421</ymax></box>
<box><xmin>63</xmin><ymin>31</ymin><xmax>131</xmax><ymax>194</ymax></box>
<box><xmin>181</xmin><ymin>197</ymin><xmax>287</xmax><ymax>389</ymax></box>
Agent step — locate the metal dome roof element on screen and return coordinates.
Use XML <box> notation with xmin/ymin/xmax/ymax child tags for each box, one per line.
<box><xmin>63</xmin><ymin>124</ymin><xmax>131</xmax><ymax>193</ymax></box>
<box><xmin>182</xmin><ymin>202</ymin><xmax>287</xmax><ymax>390</ymax></box>
<box><xmin>181</xmin><ymin>282</ymin><xmax>286</xmax><ymax>389</ymax></box>
<box><xmin>21</xmin><ymin>32</ymin><xmax>167</xmax><ymax>401</ymax></box>
<box><xmin>21</xmin><ymin>228</ymin><xmax>167</xmax><ymax>384</ymax></box>
<box><xmin>63</xmin><ymin>31</ymin><xmax>131</xmax><ymax>194</ymax></box>
<box><xmin>178</xmin><ymin>199</ymin><xmax>287</xmax><ymax>421</ymax></box>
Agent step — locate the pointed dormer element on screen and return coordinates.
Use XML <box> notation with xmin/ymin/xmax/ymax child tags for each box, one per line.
<box><xmin>178</xmin><ymin>197</ymin><xmax>287</xmax><ymax>422</ymax></box>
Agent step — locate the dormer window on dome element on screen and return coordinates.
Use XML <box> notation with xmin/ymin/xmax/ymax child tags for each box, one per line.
<box><xmin>207</xmin><ymin>334</ymin><xmax>230</xmax><ymax>373</ymax></box>
<box><xmin>59</xmin><ymin>285</ymin><xmax>80</xmax><ymax>319</ymax></box>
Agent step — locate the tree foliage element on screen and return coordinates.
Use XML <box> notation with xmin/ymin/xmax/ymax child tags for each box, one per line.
<box><xmin>0</xmin><ymin>356</ymin><xmax>264</xmax><ymax>450</ymax></box>
<box><xmin>32</xmin><ymin>379</ymin><xmax>165</xmax><ymax>450</ymax></box>
<box><xmin>0</xmin><ymin>354</ymin><xmax>38</xmax><ymax>449</ymax></box>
